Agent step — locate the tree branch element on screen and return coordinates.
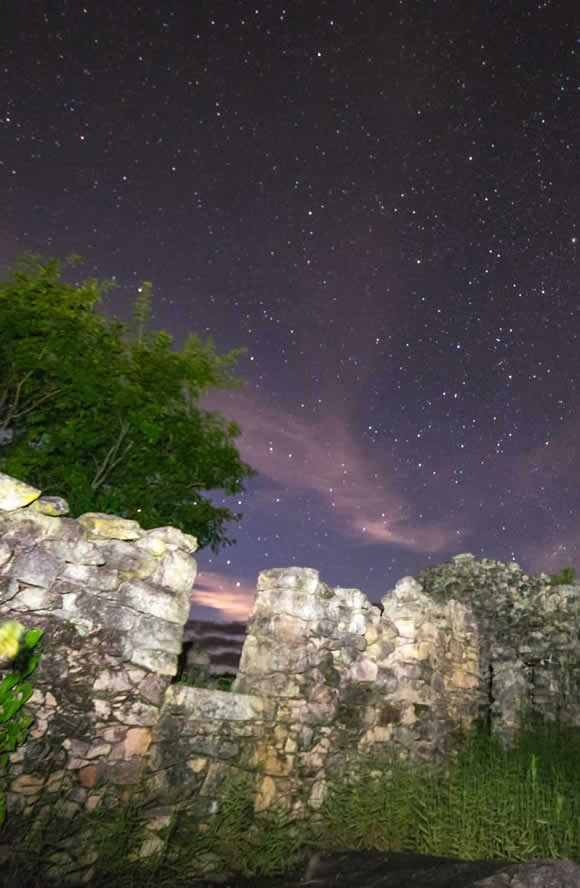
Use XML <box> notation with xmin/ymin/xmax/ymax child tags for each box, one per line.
<box><xmin>0</xmin><ymin>363</ymin><xmax>64</xmax><ymax>432</ymax></box>
<box><xmin>91</xmin><ymin>420</ymin><xmax>134</xmax><ymax>491</ymax></box>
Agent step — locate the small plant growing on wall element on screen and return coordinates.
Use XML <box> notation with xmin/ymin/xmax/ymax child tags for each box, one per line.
<box><xmin>0</xmin><ymin>621</ymin><xmax>43</xmax><ymax>827</ymax></box>
<box><xmin>548</xmin><ymin>567</ymin><xmax>577</xmax><ymax>586</ymax></box>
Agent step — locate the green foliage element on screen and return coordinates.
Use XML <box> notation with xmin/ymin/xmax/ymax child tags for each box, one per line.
<box><xmin>316</xmin><ymin>714</ymin><xmax>580</xmax><ymax>863</ymax></box>
<box><xmin>176</xmin><ymin>667</ymin><xmax>234</xmax><ymax>691</ymax></box>
<box><xmin>0</xmin><ymin>623</ymin><xmax>43</xmax><ymax>828</ymax></box>
<box><xmin>207</xmin><ymin>774</ymin><xmax>312</xmax><ymax>877</ymax></box>
<box><xmin>548</xmin><ymin>567</ymin><xmax>577</xmax><ymax>586</ymax></box>
<box><xmin>142</xmin><ymin>772</ymin><xmax>313</xmax><ymax>882</ymax></box>
<box><xmin>0</xmin><ymin>254</ymin><xmax>257</xmax><ymax>551</ymax></box>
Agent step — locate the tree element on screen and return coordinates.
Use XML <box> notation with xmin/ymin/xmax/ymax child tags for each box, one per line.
<box><xmin>0</xmin><ymin>254</ymin><xmax>256</xmax><ymax>551</ymax></box>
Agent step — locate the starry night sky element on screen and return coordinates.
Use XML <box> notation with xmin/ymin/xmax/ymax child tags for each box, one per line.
<box><xmin>2</xmin><ymin>2</ymin><xmax>579</xmax><ymax>622</ymax></box>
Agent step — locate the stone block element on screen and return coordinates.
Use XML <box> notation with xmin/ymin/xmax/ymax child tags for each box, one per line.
<box><xmin>11</xmin><ymin>545</ymin><xmax>62</xmax><ymax>588</ymax></box>
<box><xmin>11</xmin><ymin>583</ymin><xmax>56</xmax><ymax>609</ymax></box>
<box><xmin>113</xmin><ymin>699</ymin><xmax>160</xmax><ymax>726</ymax></box>
<box><xmin>92</xmin><ymin>669</ymin><xmax>131</xmax><ymax>692</ymax></box>
<box><xmin>123</xmin><ymin>727</ymin><xmax>152</xmax><ymax>757</ymax></box>
<box><xmin>90</xmin><ymin>539</ymin><xmax>158</xmax><ymax>576</ymax></box>
<box><xmin>254</xmin><ymin>775</ymin><xmax>276</xmax><ymax>811</ymax></box>
<box><xmin>60</xmin><ymin>561</ymin><xmax>120</xmax><ymax>590</ymax></box>
<box><xmin>348</xmin><ymin>657</ymin><xmax>378</xmax><ymax>682</ymax></box>
<box><xmin>78</xmin><ymin>513</ymin><xmax>143</xmax><ymax>540</ymax></box>
<box><xmin>141</xmin><ymin>525</ymin><xmax>198</xmax><ymax>552</ymax></box>
<box><xmin>0</xmin><ymin>473</ymin><xmax>41</xmax><ymax>511</ymax></box>
<box><xmin>165</xmin><ymin>685</ymin><xmax>276</xmax><ymax>721</ymax></box>
<box><xmin>129</xmin><ymin>646</ymin><xmax>179</xmax><ymax>676</ymax></box>
<box><xmin>42</xmin><ymin>538</ymin><xmax>106</xmax><ymax>565</ymax></box>
<box><xmin>29</xmin><ymin>496</ymin><xmax>69</xmax><ymax>516</ymax></box>
<box><xmin>117</xmin><ymin>577</ymin><xmax>190</xmax><ymax>624</ymax></box>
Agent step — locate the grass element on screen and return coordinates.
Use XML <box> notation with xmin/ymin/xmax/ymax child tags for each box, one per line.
<box><xmin>316</xmin><ymin>713</ymin><xmax>580</xmax><ymax>863</ymax></box>
<box><xmin>2</xmin><ymin>710</ymin><xmax>580</xmax><ymax>886</ymax></box>
<box><xmin>174</xmin><ymin>667</ymin><xmax>235</xmax><ymax>692</ymax></box>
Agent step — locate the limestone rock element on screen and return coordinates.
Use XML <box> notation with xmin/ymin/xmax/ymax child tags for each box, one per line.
<box><xmin>60</xmin><ymin>561</ymin><xmax>121</xmax><ymax>591</ymax></box>
<box><xmin>150</xmin><ymin>547</ymin><xmax>197</xmax><ymax>592</ymax></box>
<box><xmin>117</xmin><ymin>577</ymin><xmax>191</xmax><ymax>624</ymax></box>
<box><xmin>0</xmin><ymin>540</ymin><xmax>11</xmax><ymax>567</ymax></box>
<box><xmin>0</xmin><ymin>506</ymin><xmax>58</xmax><ymax>539</ymax></box>
<box><xmin>42</xmin><ymin>538</ymin><xmax>107</xmax><ymax>565</ymax></box>
<box><xmin>0</xmin><ymin>473</ymin><xmax>41</xmax><ymax>511</ymax></box>
<box><xmin>140</xmin><ymin>525</ymin><xmax>198</xmax><ymax>552</ymax></box>
<box><xmin>87</xmin><ymin>538</ymin><xmax>157</xmax><ymax>577</ymax></box>
<box><xmin>28</xmin><ymin>496</ymin><xmax>69</xmax><ymax>516</ymax></box>
<box><xmin>128</xmin><ymin>646</ymin><xmax>180</xmax><ymax>676</ymax></box>
<box><xmin>78</xmin><ymin>512</ymin><xmax>143</xmax><ymax>540</ymax></box>
<box><xmin>165</xmin><ymin>684</ymin><xmax>276</xmax><ymax>721</ymax></box>
<box><xmin>10</xmin><ymin>545</ymin><xmax>62</xmax><ymax>588</ymax></box>
<box><xmin>254</xmin><ymin>774</ymin><xmax>276</xmax><ymax>811</ymax></box>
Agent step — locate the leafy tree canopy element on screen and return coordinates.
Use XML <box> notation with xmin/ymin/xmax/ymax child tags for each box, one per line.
<box><xmin>0</xmin><ymin>254</ymin><xmax>257</xmax><ymax>551</ymax></box>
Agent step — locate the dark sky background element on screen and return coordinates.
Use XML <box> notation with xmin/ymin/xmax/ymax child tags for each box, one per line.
<box><xmin>2</xmin><ymin>2</ymin><xmax>579</xmax><ymax>622</ymax></box>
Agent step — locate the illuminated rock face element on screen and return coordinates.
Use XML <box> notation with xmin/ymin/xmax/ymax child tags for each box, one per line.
<box><xmin>1</xmin><ymin>470</ymin><xmax>580</xmax><ymax>883</ymax></box>
<box><xmin>0</xmin><ymin>471</ymin><xmax>199</xmax><ymax>878</ymax></box>
<box><xmin>233</xmin><ymin>555</ymin><xmax>580</xmax><ymax>765</ymax></box>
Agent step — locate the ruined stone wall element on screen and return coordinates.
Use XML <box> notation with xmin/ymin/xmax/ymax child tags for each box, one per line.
<box><xmin>143</xmin><ymin>557</ymin><xmax>580</xmax><ymax>845</ymax></box>
<box><xmin>1</xmin><ymin>471</ymin><xmax>580</xmax><ymax>880</ymax></box>
<box><xmin>160</xmin><ymin>565</ymin><xmax>483</xmax><ymax>825</ymax></box>
<box><xmin>416</xmin><ymin>553</ymin><xmax>580</xmax><ymax>740</ymax></box>
<box><xmin>0</xmin><ymin>473</ymin><xmax>198</xmax><ymax>877</ymax></box>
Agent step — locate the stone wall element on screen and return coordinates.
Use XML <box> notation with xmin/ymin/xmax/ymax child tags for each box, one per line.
<box><xmin>1</xmin><ymin>471</ymin><xmax>580</xmax><ymax>880</ymax></box>
<box><xmin>0</xmin><ymin>473</ymin><xmax>198</xmax><ymax>877</ymax></box>
<box><xmin>151</xmin><ymin>558</ymin><xmax>580</xmax><ymax>828</ymax></box>
<box><xmin>416</xmin><ymin>554</ymin><xmax>580</xmax><ymax>741</ymax></box>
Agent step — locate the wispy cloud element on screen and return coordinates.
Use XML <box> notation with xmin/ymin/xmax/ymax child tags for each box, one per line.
<box><xmin>203</xmin><ymin>381</ymin><xmax>580</xmax><ymax>589</ymax></box>
<box><xmin>191</xmin><ymin>569</ymin><xmax>257</xmax><ymax>621</ymax></box>
<box><xmin>205</xmin><ymin>390</ymin><xmax>461</xmax><ymax>554</ymax></box>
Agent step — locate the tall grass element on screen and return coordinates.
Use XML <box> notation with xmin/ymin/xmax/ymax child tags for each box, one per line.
<box><xmin>2</xmin><ymin>711</ymin><xmax>580</xmax><ymax>886</ymax></box>
<box><xmin>316</xmin><ymin>713</ymin><xmax>580</xmax><ymax>863</ymax></box>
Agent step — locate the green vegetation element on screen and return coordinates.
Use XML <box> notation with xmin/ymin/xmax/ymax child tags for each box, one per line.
<box><xmin>548</xmin><ymin>567</ymin><xmax>577</xmax><ymax>586</ymax></box>
<box><xmin>0</xmin><ymin>254</ymin><xmax>256</xmax><ymax>551</ymax></box>
<box><xmin>0</xmin><ymin>622</ymin><xmax>43</xmax><ymax>827</ymax></box>
<box><xmin>316</xmin><ymin>714</ymin><xmax>580</xmax><ymax>863</ymax></box>
<box><xmin>176</xmin><ymin>666</ymin><xmax>235</xmax><ymax>691</ymax></box>
<box><xmin>2</xmin><ymin>711</ymin><xmax>580</xmax><ymax>886</ymax></box>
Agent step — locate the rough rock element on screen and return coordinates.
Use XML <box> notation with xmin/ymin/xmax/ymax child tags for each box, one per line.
<box><xmin>0</xmin><ymin>473</ymin><xmax>40</xmax><ymax>511</ymax></box>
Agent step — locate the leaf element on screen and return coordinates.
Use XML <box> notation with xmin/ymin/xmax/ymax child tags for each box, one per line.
<box><xmin>0</xmin><ymin>674</ymin><xmax>22</xmax><ymax>700</ymax></box>
<box><xmin>24</xmin><ymin>629</ymin><xmax>43</xmax><ymax>648</ymax></box>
